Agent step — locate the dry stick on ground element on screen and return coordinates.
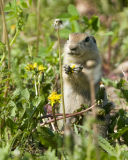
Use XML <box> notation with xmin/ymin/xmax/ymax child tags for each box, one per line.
<box><xmin>40</xmin><ymin>104</ymin><xmax>96</xmax><ymax>126</ymax></box>
<box><xmin>0</xmin><ymin>0</ymin><xmax>11</xmax><ymax>97</ymax></box>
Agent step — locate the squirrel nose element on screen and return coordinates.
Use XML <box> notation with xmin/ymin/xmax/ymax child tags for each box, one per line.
<box><xmin>69</xmin><ymin>44</ymin><xmax>77</xmax><ymax>51</ymax></box>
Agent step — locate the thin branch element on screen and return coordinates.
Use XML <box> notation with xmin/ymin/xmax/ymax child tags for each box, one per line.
<box><xmin>40</xmin><ymin>113</ymin><xmax>69</xmax><ymax>119</ymax></box>
<box><xmin>40</xmin><ymin>104</ymin><xmax>96</xmax><ymax>126</ymax></box>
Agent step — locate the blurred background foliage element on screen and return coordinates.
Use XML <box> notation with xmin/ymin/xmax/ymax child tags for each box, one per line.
<box><xmin>0</xmin><ymin>0</ymin><xmax>128</xmax><ymax>159</ymax></box>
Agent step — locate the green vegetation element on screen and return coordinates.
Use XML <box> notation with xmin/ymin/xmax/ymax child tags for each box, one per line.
<box><xmin>0</xmin><ymin>0</ymin><xmax>128</xmax><ymax>159</ymax></box>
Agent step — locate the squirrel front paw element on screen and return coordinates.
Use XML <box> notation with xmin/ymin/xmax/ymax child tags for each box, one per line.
<box><xmin>64</xmin><ymin>65</ymin><xmax>73</xmax><ymax>74</ymax></box>
<box><xmin>73</xmin><ymin>65</ymin><xmax>83</xmax><ymax>73</ymax></box>
<box><xmin>64</xmin><ymin>64</ymin><xmax>83</xmax><ymax>74</ymax></box>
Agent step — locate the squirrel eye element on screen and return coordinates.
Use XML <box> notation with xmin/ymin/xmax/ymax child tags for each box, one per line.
<box><xmin>84</xmin><ymin>36</ymin><xmax>90</xmax><ymax>43</ymax></box>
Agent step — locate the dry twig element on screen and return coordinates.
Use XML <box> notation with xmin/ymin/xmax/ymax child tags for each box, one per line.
<box><xmin>40</xmin><ymin>104</ymin><xmax>96</xmax><ymax>126</ymax></box>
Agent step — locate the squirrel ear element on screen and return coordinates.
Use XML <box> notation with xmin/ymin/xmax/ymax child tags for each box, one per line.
<box><xmin>91</xmin><ymin>36</ymin><xmax>96</xmax><ymax>44</ymax></box>
<box><xmin>84</xmin><ymin>36</ymin><xmax>90</xmax><ymax>42</ymax></box>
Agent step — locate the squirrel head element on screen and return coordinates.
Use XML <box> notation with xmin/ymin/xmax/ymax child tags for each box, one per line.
<box><xmin>64</xmin><ymin>33</ymin><xmax>98</xmax><ymax>58</ymax></box>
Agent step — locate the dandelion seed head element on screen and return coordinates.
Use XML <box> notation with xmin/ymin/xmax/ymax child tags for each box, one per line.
<box><xmin>54</xmin><ymin>19</ymin><xmax>63</xmax><ymax>29</ymax></box>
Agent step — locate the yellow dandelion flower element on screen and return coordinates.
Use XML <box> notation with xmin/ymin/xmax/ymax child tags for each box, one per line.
<box><xmin>11</xmin><ymin>24</ymin><xmax>16</xmax><ymax>31</ymax></box>
<box><xmin>25</xmin><ymin>64</ymin><xmax>34</xmax><ymax>71</ymax></box>
<box><xmin>48</xmin><ymin>91</ymin><xmax>61</xmax><ymax>106</ymax></box>
<box><xmin>70</xmin><ymin>64</ymin><xmax>76</xmax><ymax>73</ymax></box>
<box><xmin>33</xmin><ymin>63</ymin><xmax>37</xmax><ymax>69</ymax></box>
<box><xmin>71</xmin><ymin>64</ymin><xmax>76</xmax><ymax>69</ymax></box>
<box><xmin>38</xmin><ymin>65</ymin><xmax>46</xmax><ymax>72</ymax></box>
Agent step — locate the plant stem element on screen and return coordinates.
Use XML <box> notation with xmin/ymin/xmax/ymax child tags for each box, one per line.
<box><xmin>0</xmin><ymin>0</ymin><xmax>11</xmax><ymax>97</ymax></box>
<box><xmin>52</xmin><ymin>106</ymin><xmax>58</xmax><ymax>131</ymax></box>
<box><xmin>0</xmin><ymin>0</ymin><xmax>11</xmax><ymax>70</ymax></box>
<box><xmin>36</xmin><ymin>0</ymin><xmax>41</xmax><ymax>56</ymax></box>
<box><xmin>10</xmin><ymin>30</ymin><xmax>19</xmax><ymax>47</ymax></box>
<box><xmin>57</xmin><ymin>28</ymin><xmax>66</xmax><ymax>124</ymax></box>
<box><xmin>38</xmin><ymin>74</ymin><xmax>41</xmax><ymax>96</ymax></box>
<box><xmin>34</xmin><ymin>75</ymin><xmax>38</xmax><ymax>96</ymax></box>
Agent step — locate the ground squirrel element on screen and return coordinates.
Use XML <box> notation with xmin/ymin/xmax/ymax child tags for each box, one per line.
<box><xmin>60</xmin><ymin>33</ymin><xmax>102</xmax><ymax>115</ymax></box>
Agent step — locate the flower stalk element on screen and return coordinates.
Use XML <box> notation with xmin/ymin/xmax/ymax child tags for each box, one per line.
<box><xmin>34</xmin><ymin>75</ymin><xmax>38</xmax><ymax>96</ymax></box>
<box><xmin>25</xmin><ymin>63</ymin><xmax>46</xmax><ymax>96</ymax></box>
<box><xmin>55</xmin><ymin>19</ymin><xmax>66</xmax><ymax>124</ymax></box>
<box><xmin>48</xmin><ymin>91</ymin><xmax>61</xmax><ymax>130</ymax></box>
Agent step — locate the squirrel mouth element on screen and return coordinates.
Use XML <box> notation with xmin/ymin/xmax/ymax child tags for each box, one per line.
<box><xmin>68</xmin><ymin>51</ymin><xmax>79</xmax><ymax>56</ymax></box>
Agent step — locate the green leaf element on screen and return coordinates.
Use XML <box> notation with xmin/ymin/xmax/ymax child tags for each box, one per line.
<box><xmin>68</xmin><ymin>4</ymin><xmax>79</xmax><ymax>17</ymax></box>
<box><xmin>28</xmin><ymin>0</ymin><xmax>32</xmax><ymax>6</ymax></box>
<box><xmin>41</xmin><ymin>148</ymin><xmax>58</xmax><ymax>160</ymax></box>
<box><xmin>8</xmin><ymin>100</ymin><xmax>16</xmax><ymax>107</ymax></box>
<box><xmin>36</xmin><ymin>127</ymin><xmax>56</xmax><ymax>148</ymax></box>
<box><xmin>71</xmin><ymin>20</ymin><xmax>80</xmax><ymax>32</ymax></box>
<box><xmin>83</xmin><ymin>16</ymin><xmax>89</xmax><ymax>24</ymax></box>
<box><xmin>89</xmin><ymin>16</ymin><xmax>100</xmax><ymax>31</ymax></box>
<box><xmin>98</xmin><ymin>136</ymin><xmax>116</xmax><ymax>156</ymax></box>
<box><xmin>0</xmin><ymin>41</ymin><xmax>5</xmax><ymax>53</ymax></box>
<box><xmin>36</xmin><ymin>127</ymin><xmax>62</xmax><ymax>149</ymax></box>
<box><xmin>32</xmin><ymin>96</ymin><xmax>45</xmax><ymax>107</ymax></box>
<box><xmin>111</xmin><ymin>126</ymin><xmax>128</xmax><ymax>139</ymax></box>
<box><xmin>104</xmin><ymin>31</ymin><xmax>114</xmax><ymax>36</ymax></box>
<box><xmin>12</xmin><ymin>88</ymin><xmax>21</xmax><ymax>99</ymax></box>
<box><xmin>21</xmin><ymin>88</ymin><xmax>30</xmax><ymax>101</ymax></box>
<box><xmin>60</xmin><ymin>28</ymin><xmax>71</xmax><ymax>38</ymax></box>
<box><xmin>58</xmin><ymin>13</ymin><xmax>70</xmax><ymax>18</ymax></box>
<box><xmin>20</xmin><ymin>1</ymin><xmax>28</xmax><ymax>8</ymax></box>
<box><xmin>6</xmin><ymin>118</ymin><xmax>17</xmax><ymax>130</ymax></box>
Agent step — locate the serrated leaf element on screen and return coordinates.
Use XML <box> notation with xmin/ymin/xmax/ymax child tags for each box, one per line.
<box><xmin>12</xmin><ymin>88</ymin><xmax>21</xmax><ymax>99</ymax></box>
<box><xmin>21</xmin><ymin>88</ymin><xmax>30</xmax><ymax>101</ymax></box>
<box><xmin>98</xmin><ymin>136</ymin><xmax>116</xmax><ymax>156</ymax></box>
<box><xmin>32</xmin><ymin>96</ymin><xmax>44</xmax><ymax>107</ymax></box>
<box><xmin>8</xmin><ymin>100</ymin><xmax>16</xmax><ymax>107</ymax></box>
<box><xmin>68</xmin><ymin>4</ymin><xmax>79</xmax><ymax>17</ymax></box>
